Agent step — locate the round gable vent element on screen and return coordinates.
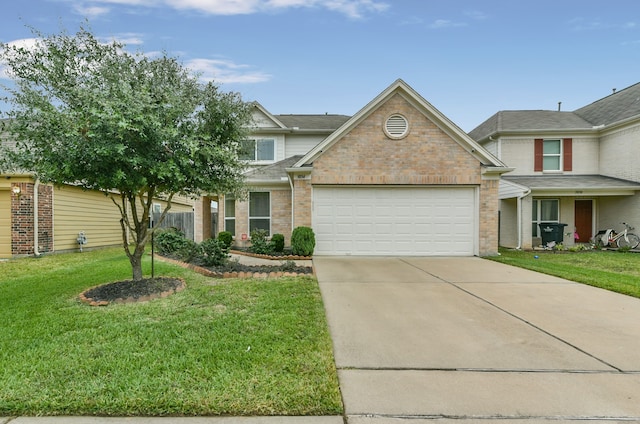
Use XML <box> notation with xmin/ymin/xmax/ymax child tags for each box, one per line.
<box><xmin>384</xmin><ymin>114</ymin><xmax>409</xmax><ymax>139</ymax></box>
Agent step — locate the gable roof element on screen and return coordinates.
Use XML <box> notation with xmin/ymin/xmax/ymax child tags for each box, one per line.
<box><xmin>574</xmin><ymin>82</ymin><xmax>640</xmax><ymax>127</ymax></box>
<box><xmin>275</xmin><ymin>114</ymin><xmax>351</xmax><ymax>131</ymax></box>
<box><xmin>470</xmin><ymin>82</ymin><xmax>640</xmax><ymax>142</ymax></box>
<box><xmin>293</xmin><ymin>79</ymin><xmax>507</xmax><ymax>169</ymax></box>
<box><xmin>469</xmin><ymin>111</ymin><xmax>594</xmax><ymax>141</ymax></box>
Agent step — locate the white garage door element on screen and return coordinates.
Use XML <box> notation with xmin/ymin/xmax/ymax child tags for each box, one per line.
<box><xmin>313</xmin><ymin>186</ymin><xmax>476</xmax><ymax>256</ymax></box>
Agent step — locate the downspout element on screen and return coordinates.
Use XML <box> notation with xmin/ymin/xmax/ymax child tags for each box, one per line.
<box><xmin>287</xmin><ymin>173</ymin><xmax>295</xmax><ymax>234</ymax></box>
<box><xmin>516</xmin><ymin>188</ymin><xmax>531</xmax><ymax>250</ymax></box>
<box><xmin>33</xmin><ymin>179</ymin><xmax>40</xmax><ymax>256</ymax></box>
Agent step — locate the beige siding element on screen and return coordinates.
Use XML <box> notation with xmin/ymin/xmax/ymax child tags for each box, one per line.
<box><xmin>53</xmin><ymin>186</ymin><xmax>123</xmax><ymax>252</ymax></box>
<box><xmin>0</xmin><ymin>190</ymin><xmax>10</xmax><ymax>258</ymax></box>
<box><xmin>284</xmin><ymin>134</ymin><xmax>325</xmax><ymax>157</ymax></box>
<box><xmin>500</xmin><ymin>136</ymin><xmax>599</xmax><ymax>175</ymax></box>
<box><xmin>600</xmin><ymin>123</ymin><xmax>640</xmax><ymax>182</ymax></box>
<box><xmin>498</xmin><ymin>198</ymin><xmax>518</xmax><ymax>248</ymax></box>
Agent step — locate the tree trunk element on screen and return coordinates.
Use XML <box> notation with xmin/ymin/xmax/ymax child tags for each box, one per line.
<box><xmin>130</xmin><ymin>252</ymin><xmax>144</xmax><ymax>281</ymax></box>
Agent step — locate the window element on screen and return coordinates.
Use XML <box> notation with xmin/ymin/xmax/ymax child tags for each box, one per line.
<box><xmin>534</xmin><ymin>138</ymin><xmax>572</xmax><ymax>172</ymax></box>
<box><xmin>249</xmin><ymin>192</ymin><xmax>270</xmax><ymax>235</ymax></box>
<box><xmin>532</xmin><ymin>199</ymin><xmax>559</xmax><ymax>237</ymax></box>
<box><xmin>239</xmin><ymin>138</ymin><xmax>275</xmax><ymax>162</ymax></box>
<box><xmin>224</xmin><ymin>196</ymin><xmax>236</xmax><ymax>236</ymax></box>
<box><xmin>543</xmin><ymin>139</ymin><xmax>561</xmax><ymax>171</ymax></box>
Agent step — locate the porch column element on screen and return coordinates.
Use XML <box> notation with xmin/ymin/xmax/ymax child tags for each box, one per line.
<box><xmin>193</xmin><ymin>196</ymin><xmax>212</xmax><ymax>243</ymax></box>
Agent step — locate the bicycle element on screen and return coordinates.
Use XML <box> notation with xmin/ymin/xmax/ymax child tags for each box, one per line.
<box><xmin>591</xmin><ymin>222</ymin><xmax>640</xmax><ymax>249</ymax></box>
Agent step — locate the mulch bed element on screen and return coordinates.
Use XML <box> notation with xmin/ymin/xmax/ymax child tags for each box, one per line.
<box><xmin>156</xmin><ymin>255</ymin><xmax>313</xmax><ymax>279</ymax></box>
<box><xmin>79</xmin><ymin>253</ymin><xmax>313</xmax><ymax>307</ymax></box>
<box><xmin>79</xmin><ymin>277</ymin><xmax>185</xmax><ymax>306</ymax></box>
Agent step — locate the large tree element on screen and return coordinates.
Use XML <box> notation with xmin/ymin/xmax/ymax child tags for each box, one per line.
<box><xmin>0</xmin><ymin>26</ymin><xmax>251</xmax><ymax>280</ymax></box>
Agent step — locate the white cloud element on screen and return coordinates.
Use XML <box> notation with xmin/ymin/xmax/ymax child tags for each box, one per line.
<box><xmin>0</xmin><ymin>38</ymin><xmax>42</xmax><ymax>80</ymax></box>
<box><xmin>569</xmin><ymin>17</ymin><xmax>638</xmax><ymax>31</ymax></box>
<box><xmin>68</xmin><ymin>0</ymin><xmax>389</xmax><ymax>18</ymax></box>
<box><xmin>102</xmin><ymin>32</ymin><xmax>145</xmax><ymax>45</ymax></box>
<box><xmin>185</xmin><ymin>58</ymin><xmax>271</xmax><ymax>84</ymax></box>
<box><xmin>73</xmin><ymin>4</ymin><xmax>111</xmax><ymax>17</ymax></box>
<box><xmin>429</xmin><ymin>19</ymin><xmax>467</xmax><ymax>29</ymax></box>
<box><xmin>464</xmin><ymin>10</ymin><xmax>488</xmax><ymax>20</ymax></box>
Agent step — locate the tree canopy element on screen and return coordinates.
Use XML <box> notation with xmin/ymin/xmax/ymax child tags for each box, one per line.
<box><xmin>0</xmin><ymin>25</ymin><xmax>252</xmax><ymax>280</ymax></box>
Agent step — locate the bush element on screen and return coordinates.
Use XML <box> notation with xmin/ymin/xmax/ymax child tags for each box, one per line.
<box><xmin>249</xmin><ymin>229</ymin><xmax>272</xmax><ymax>255</ymax></box>
<box><xmin>217</xmin><ymin>231</ymin><xmax>233</xmax><ymax>249</ymax></box>
<box><xmin>176</xmin><ymin>239</ymin><xmax>202</xmax><ymax>263</ymax></box>
<box><xmin>200</xmin><ymin>238</ymin><xmax>229</xmax><ymax>266</ymax></box>
<box><xmin>154</xmin><ymin>228</ymin><xmax>190</xmax><ymax>255</ymax></box>
<box><xmin>271</xmin><ymin>233</ymin><xmax>285</xmax><ymax>253</ymax></box>
<box><xmin>291</xmin><ymin>226</ymin><xmax>315</xmax><ymax>256</ymax></box>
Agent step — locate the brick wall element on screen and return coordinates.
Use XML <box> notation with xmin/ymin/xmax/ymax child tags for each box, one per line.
<box><xmin>312</xmin><ymin>94</ymin><xmax>481</xmax><ymax>185</ymax></box>
<box><xmin>293</xmin><ymin>93</ymin><xmax>499</xmax><ymax>256</ymax></box>
<box><xmin>11</xmin><ymin>182</ymin><xmax>53</xmax><ymax>255</ymax></box>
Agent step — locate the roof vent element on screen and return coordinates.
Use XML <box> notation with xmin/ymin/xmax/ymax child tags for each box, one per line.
<box><xmin>384</xmin><ymin>114</ymin><xmax>409</xmax><ymax>139</ymax></box>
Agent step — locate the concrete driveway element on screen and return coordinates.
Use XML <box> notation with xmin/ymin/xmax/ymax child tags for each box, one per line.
<box><xmin>314</xmin><ymin>256</ymin><xmax>640</xmax><ymax>423</ymax></box>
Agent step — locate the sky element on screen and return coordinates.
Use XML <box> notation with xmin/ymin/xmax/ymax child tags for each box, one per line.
<box><xmin>1</xmin><ymin>0</ymin><xmax>640</xmax><ymax>132</ymax></box>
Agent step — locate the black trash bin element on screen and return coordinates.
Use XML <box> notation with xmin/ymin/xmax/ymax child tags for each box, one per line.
<box><xmin>539</xmin><ymin>222</ymin><xmax>568</xmax><ymax>246</ymax></box>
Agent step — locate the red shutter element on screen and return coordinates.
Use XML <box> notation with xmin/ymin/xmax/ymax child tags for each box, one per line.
<box><xmin>563</xmin><ymin>138</ymin><xmax>572</xmax><ymax>171</ymax></box>
<box><xmin>534</xmin><ymin>139</ymin><xmax>543</xmax><ymax>172</ymax></box>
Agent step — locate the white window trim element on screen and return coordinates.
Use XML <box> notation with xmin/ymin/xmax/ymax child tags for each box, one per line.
<box><xmin>542</xmin><ymin>139</ymin><xmax>562</xmax><ymax>173</ymax></box>
<box><xmin>248</xmin><ymin>192</ymin><xmax>271</xmax><ymax>235</ymax></box>
<box><xmin>532</xmin><ymin>198</ymin><xmax>559</xmax><ymax>237</ymax></box>
<box><xmin>241</xmin><ymin>138</ymin><xmax>276</xmax><ymax>163</ymax></box>
<box><xmin>224</xmin><ymin>196</ymin><xmax>236</xmax><ymax>237</ymax></box>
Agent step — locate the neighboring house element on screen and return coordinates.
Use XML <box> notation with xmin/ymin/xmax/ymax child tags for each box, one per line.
<box><xmin>469</xmin><ymin>82</ymin><xmax>640</xmax><ymax>249</ymax></box>
<box><xmin>0</xmin><ymin>123</ymin><xmax>194</xmax><ymax>258</ymax></box>
<box><xmin>195</xmin><ymin>79</ymin><xmax>510</xmax><ymax>256</ymax></box>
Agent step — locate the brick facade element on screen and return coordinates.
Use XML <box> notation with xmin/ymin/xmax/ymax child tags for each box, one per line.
<box><xmin>11</xmin><ymin>182</ymin><xmax>53</xmax><ymax>255</ymax></box>
<box><xmin>208</xmin><ymin>85</ymin><xmax>503</xmax><ymax>255</ymax></box>
<box><xmin>312</xmin><ymin>94</ymin><xmax>482</xmax><ymax>186</ymax></box>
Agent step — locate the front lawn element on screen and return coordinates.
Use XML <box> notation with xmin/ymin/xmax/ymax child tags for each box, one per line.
<box><xmin>0</xmin><ymin>248</ymin><xmax>342</xmax><ymax>416</ymax></box>
<box><xmin>487</xmin><ymin>248</ymin><xmax>640</xmax><ymax>298</ymax></box>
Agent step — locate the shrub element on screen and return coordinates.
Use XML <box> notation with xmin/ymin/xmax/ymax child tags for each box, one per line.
<box><xmin>217</xmin><ymin>231</ymin><xmax>233</xmax><ymax>249</ymax></box>
<box><xmin>291</xmin><ymin>226</ymin><xmax>315</xmax><ymax>256</ymax></box>
<box><xmin>176</xmin><ymin>239</ymin><xmax>201</xmax><ymax>263</ymax></box>
<box><xmin>271</xmin><ymin>233</ymin><xmax>285</xmax><ymax>253</ymax></box>
<box><xmin>200</xmin><ymin>238</ymin><xmax>229</xmax><ymax>266</ymax></box>
<box><xmin>154</xmin><ymin>228</ymin><xmax>190</xmax><ymax>255</ymax></box>
<box><xmin>249</xmin><ymin>229</ymin><xmax>272</xmax><ymax>255</ymax></box>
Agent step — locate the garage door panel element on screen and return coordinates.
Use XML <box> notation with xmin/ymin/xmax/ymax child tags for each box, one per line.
<box><xmin>313</xmin><ymin>187</ymin><xmax>476</xmax><ymax>256</ymax></box>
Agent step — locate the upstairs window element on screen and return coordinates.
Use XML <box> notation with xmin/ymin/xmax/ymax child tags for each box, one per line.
<box><xmin>239</xmin><ymin>138</ymin><xmax>275</xmax><ymax>162</ymax></box>
<box><xmin>543</xmin><ymin>139</ymin><xmax>561</xmax><ymax>171</ymax></box>
<box><xmin>534</xmin><ymin>138</ymin><xmax>572</xmax><ymax>172</ymax></box>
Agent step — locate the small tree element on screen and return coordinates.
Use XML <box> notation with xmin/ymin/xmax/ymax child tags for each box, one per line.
<box><xmin>0</xmin><ymin>25</ymin><xmax>252</xmax><ymax>281</ymax></box>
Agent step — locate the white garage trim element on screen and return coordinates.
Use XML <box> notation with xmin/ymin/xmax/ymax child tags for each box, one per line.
<box><xmin>312</xmin><ymin>186</ymin><xmax>478</xmax><ymax>256</ymax></box>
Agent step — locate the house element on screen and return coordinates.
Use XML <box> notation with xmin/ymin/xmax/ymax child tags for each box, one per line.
<box><xmin>0</xmin><ymin>121</ymin><xmax>194</xmax><ymax>258</ymax></box>
<box><xmin>469</xmin><ymin>82</ymin><xmax>640</xmax><ymax>249</ymax></box>
<box><xmin>195</xmin><ymin>79</ymin><xmax>510</xmax><ymax>256</ymax></box>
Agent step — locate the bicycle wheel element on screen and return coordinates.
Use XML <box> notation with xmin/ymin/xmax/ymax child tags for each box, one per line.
<box><xmin>617</xmin><ymin>233</ymin><xmax>640</xmax><ymax>249</ymax></box>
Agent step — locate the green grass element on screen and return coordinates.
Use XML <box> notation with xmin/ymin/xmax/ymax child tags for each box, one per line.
<box><xmin>0</xmin><ymin>248</ymin><xmax>342</xmax><ymax>416</ymax></box>
<box><xmin>487</xmin><ymin>248</ymin><xmax>640</xmax><ymax>298</ymax></box>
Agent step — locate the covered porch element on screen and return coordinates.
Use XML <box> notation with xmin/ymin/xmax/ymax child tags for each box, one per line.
<box><xmin>498</xmin><ymin>175</ymin><xmax>640</xmax><ymax>249</ymax></box>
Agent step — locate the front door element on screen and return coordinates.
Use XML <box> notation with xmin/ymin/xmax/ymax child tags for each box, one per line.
<box><xmin>574</xmin><ymin>200</ymin><xmax>593</xmax><ymax>243</ymax></box>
